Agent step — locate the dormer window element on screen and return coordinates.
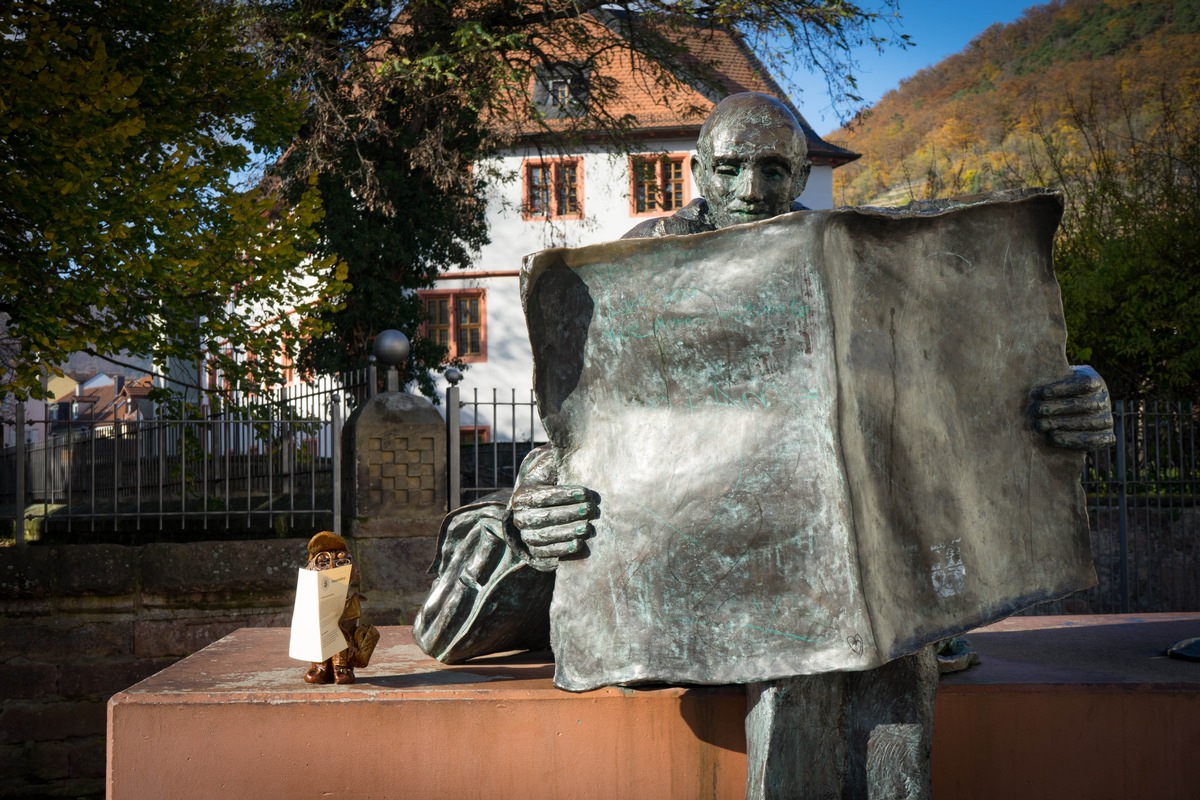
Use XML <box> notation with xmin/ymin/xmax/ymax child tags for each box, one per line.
<box><xmin>533</xmin><ymin>64</ymin><xmax>589</xmax><ymax>118</ymax></box>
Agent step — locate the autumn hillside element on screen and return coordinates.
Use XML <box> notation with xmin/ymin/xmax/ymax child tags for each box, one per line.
<box><xmin>829</xmin><ymin>0</ymin><xmax>1200</xmax><ymax>206</ymax></box>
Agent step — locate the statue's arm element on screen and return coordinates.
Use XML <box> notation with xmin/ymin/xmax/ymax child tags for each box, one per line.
<box><xmin>506</xmin><ymin>445</ymin><xmax>597</xmax><ymax>571</ymax></box>
<box><xmin>1030</xmin><ymin>365</ymin><xmax>1116</xmax><ymax>450</ymax></box>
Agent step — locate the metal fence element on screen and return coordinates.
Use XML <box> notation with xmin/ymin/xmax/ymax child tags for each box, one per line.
<box><xmin>1</xmin><ymin>370</ymin><xmax>369</xmax><ymax>541</ymax></box>
<box><xmin>1033</xmin><ymin>399</ymin><xmax>1200</xmax><ymax>614</ymax></box>
<box><xmin>446</xmin><ymin>386</ymin><xmax>543</xmax><ymax>505</ymax></box>
<box><xmin>450</xmin><ymin>392</ymin><xmax>1200</xmax><ymax>614</ymax></box>
<box><xmin>8</xmin><ymin>375</ymin><xmax>1198</xmax><ymax>613</ymax></box>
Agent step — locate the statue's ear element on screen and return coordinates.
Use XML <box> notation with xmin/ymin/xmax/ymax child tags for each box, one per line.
<box><xmin>690</xmin><ymin>153</ymin><xmax>704</xmax><ymax>188</ymax></box>
<box><xmin>793</xmin><ymin>159</ymin><xmax>812</xmax><ymax>199</ymax></box>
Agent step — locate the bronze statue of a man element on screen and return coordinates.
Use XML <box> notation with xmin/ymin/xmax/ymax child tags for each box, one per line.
<box><xmin>416</xmin><ymin>93</ymin><xmax>1114</xmax><ymax>799</ymax></box>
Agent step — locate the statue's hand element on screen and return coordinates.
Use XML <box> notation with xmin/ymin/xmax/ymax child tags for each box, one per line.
<box><xmin>1031</xmin><ymin>365</ymin><xmax>1116</xmax><ymax>450</ymax></box>
<box><xmin>504</xmin><ymin>444</ymin><xmax>597</xmax><ymax>569</ymax></box>
<box><xmin>511</xmin><ymin>484</ymin><xmax>597</xmax><ymax>563</ymax></box>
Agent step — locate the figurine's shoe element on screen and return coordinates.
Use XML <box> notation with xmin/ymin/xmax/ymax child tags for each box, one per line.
<box><xmin>304</xmin><ymin>661</ymin><xmax>334</xmax><ymax>684</ymax></box>
<box><xmin>334</xmin><ymin>664</ymin><xmax>355</xmax><ymax>685</ymax></box>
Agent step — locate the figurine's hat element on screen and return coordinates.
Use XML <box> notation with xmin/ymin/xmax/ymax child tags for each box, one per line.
<box><xmin>307</xmin><ymin>531</ymin><xmax>349</xmax><ymax>557</ymax></box>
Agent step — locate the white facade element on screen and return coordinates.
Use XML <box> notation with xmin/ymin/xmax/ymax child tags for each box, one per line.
<box><xmin>435</xmin><ymin>134</ymin><xmax>838</xmax><ymax>441</ymax></box>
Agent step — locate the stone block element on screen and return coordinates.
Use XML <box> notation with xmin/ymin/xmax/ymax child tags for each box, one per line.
<box><xmin>28</xmin><ymin>740</ymin><xmax>70</xmax><ymax>781</ymax></box>
<box><xmin>5</xmin><ymin>739</ymin><xmax>105</xmax><ymax>795</ymax></box>
<box><xmin>0</xmin><ymin>598</ymin><xmax>54</xmax><ymax>619</ymax></box>
<box><xmin>67</xmin><ymin>734</ymin><xmax>106</xmax><ymax>780</ymax></box>
<box><xmin>55</xmin><ymin>545</ymin><xmax>137</xmax><ymax>596</ymax></box>
<box><xmin>344</xmin><ymin>393</ymin><xmax>448</xmax><ymax>537</ymax></box>
<box><xmin>59</xmin><ymin>658</ymin><xmax>174</xmax><ymax>700</ymax></box>
<box><xmin>0</xmin><ymin>659</ymin><xmax>60</xmax><ymax>702</ymax></box>
<box><xmin>353</xmin><ymin>536</ymin><xmax>438</xmax><ymax>623</ymax></box>
<box><xmin>107</xmin><ymin>628</ymin><xmax>749</xmax><ymax>800</ymax></box>
<box><xmin>239</xmin><ymin>610</ymin><xmax>292</xmax><ymax>629</ymax></box>
<box><xmin>0</xmin><ymin>743</ymin><xmax>30</xmax><ymax>783</ymax></box>
<box><xmin>0</xmin><ymin>620</ymin><xmax>133</xmax><ymax>661</ymax></box>
<box><xmin>52</xmin><ymin>594</ymin><xmax>137</xmax><ymax>615</ymax></box>
<box><xmin>0</xmin><ymin>700</ymin><xmax>106</xmax><ymax>744</ymax></box>
<box><xmin>0</xmin><ymin>546</ymin><xmax>55</xmax><ymax>598</ymax></box>
<box><xmin>141</xmin><ymin>539</ymin><xmax>305</xmax><ymax>594</ymax></box>
<box><xmin>134</xmin><ymin>618</ymin><xmax>235</xmax><ymax>659</ymax></box>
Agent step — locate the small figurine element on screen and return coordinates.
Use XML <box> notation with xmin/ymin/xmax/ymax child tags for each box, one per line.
<box><xmin>301</xmin><ymin>531</ymin><xmax>378</xmax><ymax>685</ymax></box>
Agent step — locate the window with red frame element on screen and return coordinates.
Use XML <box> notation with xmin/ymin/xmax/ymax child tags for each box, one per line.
<box><xmin>525</xmin><ymin>159</ymin><xmax>581</xmax><ymax>219</ymax></box>
<box><xmin>459</xmin><ymin>425</ymin><xmax>490</xmax><ymax>444</ymax></box>
<box><xmin>631</xmin><ymin>154</ymin><xmax>688</xmax><ymax>215</ymax></box>
<box><xmin>421</xmin><ymin>290</ymin><xmax>486</xmax><ymax>362</ymax></box>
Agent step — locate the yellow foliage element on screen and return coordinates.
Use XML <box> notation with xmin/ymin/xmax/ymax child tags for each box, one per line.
<box><xmin>828</xmin><ymin>0</ymin><xmax>1200</xmax><ymax>206</ymax></box>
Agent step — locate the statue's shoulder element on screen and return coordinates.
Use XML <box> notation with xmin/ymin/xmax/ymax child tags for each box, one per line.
<box><xmin>620</xmin><ymin>199</ymin><xmax>714</xmax><ymax>239</ymax></box>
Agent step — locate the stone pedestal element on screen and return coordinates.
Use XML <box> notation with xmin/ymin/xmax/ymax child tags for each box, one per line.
<box><xmin>107</xmin><ymin>627</ymin><xmax>748</xmax><ymax>799</ymax></box>
<box><xmin>107</xmin><ymin>615</ymin><xmax>1200</xmax><ymax>800</ymax></box>
<box><xmin>342</xmin><ymin>393</ymin><xmax>449</xmax><ymax>623</ymax></box>
<box><xmin>345</xmin><ymin>392</ymin><xmax>447</xmax><ymax>537</ymax></box>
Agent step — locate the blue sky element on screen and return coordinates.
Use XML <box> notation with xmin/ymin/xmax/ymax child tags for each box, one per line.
<box><xmin>791</xmin><ymin>0</ymin><xmax>1045</xmax><ymax>135</ymax></box>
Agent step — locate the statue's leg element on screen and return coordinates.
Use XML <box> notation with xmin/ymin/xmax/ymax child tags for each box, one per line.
<box><xmin>744</xmin><ymin>647</ymin><xmax>937</xmax><ymax>800</ymax></box>
<box><xmin>845</xmin><ymin>647</ymin><xmax>936</xmax><ymax>800</ymax></box>
<box><xmin>745</xmin><ymin>671</ymin><xmax>848</xmax><ymax>799</ymax></box>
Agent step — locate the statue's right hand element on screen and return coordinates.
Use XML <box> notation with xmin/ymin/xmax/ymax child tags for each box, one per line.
<box><xmin>511</xmin><ymin>484</ymin><xmax>596</xmax><ymax>561</ymax></box>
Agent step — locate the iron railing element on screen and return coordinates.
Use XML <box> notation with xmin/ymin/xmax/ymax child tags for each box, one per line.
<box><xmin>1033</xmin><ymin>399</ymin><xmax>1200</xmax><ymax>614</ymax></box>
<box><xmin>446</xmin><ymin>386</ymin><xmax>543</xmax><ymax>507</ymax></box>
<box><xmin>449</xmin><ymin>392</ymin><xmax>1200</xmax><ymax>614</ymax></box>
<box><xmin>1</xmin><ymin>371</ymin><xmax>369</xmax><ymax>541</ymax></box>
<box><xmin>7</xmin><ymin>378</ymin><xmax>1198</xmax><ymax>613</ymax></box>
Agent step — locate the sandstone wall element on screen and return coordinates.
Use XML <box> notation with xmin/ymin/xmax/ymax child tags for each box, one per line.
<box><xmin>0</xmin><ymin>536</ymin><xmax>436</xmax><ymax>798</ymax></box>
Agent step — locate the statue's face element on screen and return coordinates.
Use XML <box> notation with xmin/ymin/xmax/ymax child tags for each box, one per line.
<box><xmin>313</xmin><ymin>550</ymin><xmax>352</xmax><ymax>570</ymax></box>
<box><xmin>693</xmin><ymin>116</ymin><xmax>809</xmax><ymax>229</ymax></box>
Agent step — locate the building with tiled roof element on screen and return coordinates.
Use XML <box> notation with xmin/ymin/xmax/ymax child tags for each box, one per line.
<box><xmin>498</xmin><ymin>10</ymin><xmax>857</xmax><ymax>168</ymax></box>
<box><xmin>429</xmin><ymin>14</ymin><xmax>859</xmax><ymax>440</ymax></box>
<box><xmin>51</xmin><ymin>374</ymin><xmax>156</xmax><ymax>432</ymax></box>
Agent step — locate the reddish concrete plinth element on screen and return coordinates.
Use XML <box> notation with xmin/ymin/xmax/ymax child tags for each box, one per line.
<box><xmin>106</xmin><ymin>627</ymin><xmax>748</xmax><ymax>799</ymax></box>
<box><xmin>934</xmin><ymin>613</ymin><xmax>1200</xmax><ymax>800</ymax></box>
<box><xmin>108</xmin><ymin>615</ymin><xmax>1200</xmax><ymax>799</ymax></box>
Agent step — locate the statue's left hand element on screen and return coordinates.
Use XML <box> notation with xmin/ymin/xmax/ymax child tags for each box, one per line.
<box><xmin>502</xmin><ymin>444</ymin><xmax>598</xmax><ymax>570</ymax></box>
<box><xmin>1030</xmin><ymin>365</ymin><xmax>1116</xmax><ymax>450</ymax></box>
<box><xmin>512</xmin><ymin>484</ymin><xmax>597</xmax><ymax>561</ymax></box>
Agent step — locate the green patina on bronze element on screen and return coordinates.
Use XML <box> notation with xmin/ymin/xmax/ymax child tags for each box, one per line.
<box><xmin>522</xmin><ymin>189</ymin><xmax>1094</xmax><ymax>691</ymax></box>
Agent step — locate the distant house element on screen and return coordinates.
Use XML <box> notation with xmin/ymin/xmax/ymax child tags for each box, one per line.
<box><xmin>0</xmin><ymin>373</ymin><xmax>77</xmax><ymax>449</ymax></box>
<box><xmin>0</xmin><ymin>328</ymin><xmax>159</xmax><ymax>449</ymax></box>
<box><xmin>51</xmin><ymin>374</ymin><xmax>155</xmax><ymax>434</ymax></box>
<box><xmin>427</xmin><ymin>15</ymin><xmax>858</xmax><ymax>440</ymax></box>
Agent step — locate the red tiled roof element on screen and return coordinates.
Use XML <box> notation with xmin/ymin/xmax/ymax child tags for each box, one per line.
<box><xmin>123</xmin><ymin>376</ymin><xmax>154</xmax><ymax>398</ymax></box>
<box><xmin>508</xmin><ymin>11</ymin><xmax>858</xmax><ymax>166</ymax></box>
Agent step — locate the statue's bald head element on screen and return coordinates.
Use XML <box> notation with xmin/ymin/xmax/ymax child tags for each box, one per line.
<box><xmin>692</xmin><ymin>92</ymin><xmax>811</xmax><ymax>229</ymax></box>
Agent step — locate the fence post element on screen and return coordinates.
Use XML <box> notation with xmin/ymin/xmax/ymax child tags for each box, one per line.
<box><xmin>1114</xmin><ymin>399</ymin><xmax>1129</xmax><ymax>614</ymax></box>
<box><xmin>367</xmin><ymin>356</ymin><xmax>378</xmax><ymax>399</ymax></box>
<box><xmin>331</xmin><ymin>399</ymin><xmax>342</xmax><ymax>536</ymax></box>
<box><xmin>445</xmin><ymin>369</ymin><xmax>462</xmax><ymax>512</ymax></box>
<box><xmin>14</xmin><ymin>404</ymin><xmax>25</xmax><ymax>547</ymax></box>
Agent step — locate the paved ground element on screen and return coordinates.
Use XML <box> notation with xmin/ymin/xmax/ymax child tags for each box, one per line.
<box><xmin>941</xmin><ymin>612</ymin><xmax>1200</xmax><ymax>686</ymax></box>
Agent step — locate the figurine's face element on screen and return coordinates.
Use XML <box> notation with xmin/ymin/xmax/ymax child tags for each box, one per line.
<box><xmin>313</xmin><ymin>550</ymin><xmax>352</xmax><ymax>570</ymax></box>
<box><xmin>693</xmin><ymin>114</ymin><xmax>810</xmax><ymax>229</ymax></box>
